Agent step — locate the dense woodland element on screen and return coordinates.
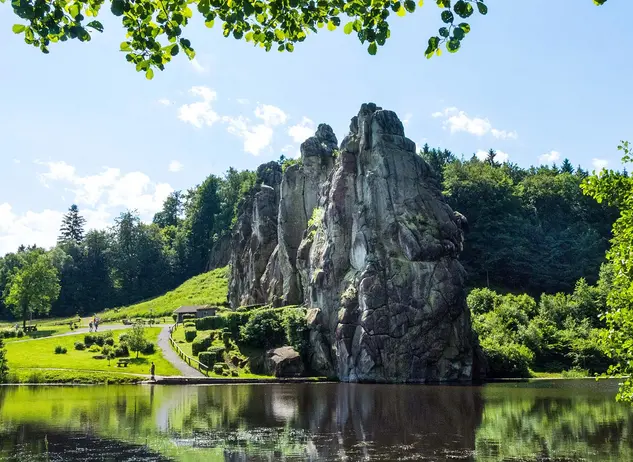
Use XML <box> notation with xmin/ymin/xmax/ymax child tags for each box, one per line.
<box><xmin>0</xmin><ymin>148</ymin><xmax>621</xmax><ymax>376</ymax></box>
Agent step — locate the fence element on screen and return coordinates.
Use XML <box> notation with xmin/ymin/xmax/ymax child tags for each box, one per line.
<box><xmin>168</xmin><ymin>324</ymin><xmax>211</xmax><ymax>376</ymax></box>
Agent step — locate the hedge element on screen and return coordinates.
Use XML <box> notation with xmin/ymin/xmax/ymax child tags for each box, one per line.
<box><xmin>208</xmin><ymin>345</ymin><xmax>226</xmax><ymax>361</ymax></box>
<box><xmin>184</xmin><ymin>328</ymin><xmax>197</xmax><ymax>342</ymax></box>
<box><xmin>192</xmin><ymin>335</ymin><xmax>213</xmax><ymax>356</ymax></box>
<box><xmin>198</xmin><ymin>351</ymin><xmax>216</xmax><ymax>368</ymax></box>
<box><xmin>195</xmin><ymin>315</ymin><xmax>225</xmax><ymax>331</ymax></box>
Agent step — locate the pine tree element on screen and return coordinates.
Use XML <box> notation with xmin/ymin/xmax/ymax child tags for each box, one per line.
<box><xmin>560</xmin><ymin>158</ymin><xmax>575</xmax><ymax>174</ymax></box>
<box><xmin>485</xmin><ymin>149</ymin><xmax>499</xmax><ymax>167</ymax></box>
<box><xmin>58</xmin><ymin>204</ymin><xmax>86</xmax><ymax>244</ymax></box>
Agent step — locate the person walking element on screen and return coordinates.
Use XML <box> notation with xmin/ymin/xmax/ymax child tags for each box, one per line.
<box><xmin>150</xmin><ymin>362</ymin><xmax>156</xmax><ymax>381</ymax></box>
<box><xmin>88</xmin><ymin>321</ymin><xmax>93</xmax><ymax>332</ymax></box>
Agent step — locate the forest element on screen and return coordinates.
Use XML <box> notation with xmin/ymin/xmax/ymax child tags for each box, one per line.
<box><xmin>0</xmin><ymin>148</ymin><xmax>621</xmax><ymax>377</ymax></box>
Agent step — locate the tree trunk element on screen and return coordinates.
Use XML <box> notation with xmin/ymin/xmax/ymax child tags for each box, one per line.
<box><xmin>22</xmin><ymin>302</ymin><xmax>27</xmax><ymax>330</ymax></box>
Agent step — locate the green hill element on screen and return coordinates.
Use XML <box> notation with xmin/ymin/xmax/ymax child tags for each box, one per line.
<box><xmin>98</xmin><ymin>267</ymin><xmax>229</xmax><ymax>322</ymax></box>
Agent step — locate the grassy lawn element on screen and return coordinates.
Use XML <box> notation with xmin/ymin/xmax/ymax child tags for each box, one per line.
<box><xmin>1</xmin><ymin>316</ymin><xmax>88</xmax><ymax>342</ymax></box>
<box><xmin>7</xmin><ymin>369</ymin><xmax>144</xmax><ymax>384</ymax></box>
<box><xmin>98</xmin><ymin>267</ymin><xmax>229</xmax><ymax>322</ymax></box>
<box><xmin>5</xmin><ymin>327</ymin><xmax>179</xmax><ymax>377</ymax></box>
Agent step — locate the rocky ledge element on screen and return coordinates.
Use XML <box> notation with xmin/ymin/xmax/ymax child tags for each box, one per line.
<box><xmin>228</xmin><ymin>103</ymin><xmax>486</xmax><ymax>383</ymax></box>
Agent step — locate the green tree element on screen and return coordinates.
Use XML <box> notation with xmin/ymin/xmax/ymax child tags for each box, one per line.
<box><xmin>127</xmin><ymin>322</ymin><xmax>147</xmax><ymax>358</ymax></box>
<box><xmin>153</xmin><ymin>191</ymin><xmax>184</xmax><ymax>228</ymax></box>
<box><xmin>4</xmin><ymin>1</ymin><xmax>608</xmax><ymax>78</ymax></box>
<box><xmin>4</xmin><ymin>252</ymin><xmax>61</xmax><ymax>329</ymax></box>
<box><xmin>560</xmin><ymin>158</ymin><xmax>574</xmax><ymax>174</ymax></box>
<box><xmin>581</xmin><ymin>140</ymin><xmax>633</xmax><ymax>401</ymax></box>
<box><xmin>58</xmin><ymin>204</ymin><xmax>86</xmax><ymax>245</ymax></box>
<box><xmin>0</xmin><ymin>338</ymin><xmax>8</xmax><ymax>383</ymax></box>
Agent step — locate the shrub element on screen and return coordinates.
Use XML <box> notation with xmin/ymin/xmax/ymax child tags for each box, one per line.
<box><xmin>183</xmin><ymin>322</ymin><xmax>196</xmax><ymax>329</ymax></box>
<box><xmin>224</xmin><ymin>311</ymin><xmax>252</xmax><ymax>337</ymax></box>
<box><xmin>192</xmin><ymin>336</ymin><xmax>213</xmax><ymax>356</ymax></box>
<box><xmin>481</xmin><ymin>338</ymin><xmax>533</xmax><ymax>378</ymax></box>
<box><xmin>182</xmin><ymin>314</ymin><xmax>196</xmax><ymax>321</ymax></box>
<box><xmin>198</xmin><ymin>351</ymin><xmax>216</xmax><ymax>368</ymax></box>
<box><xmin>208</xmin><ymin>345</ymin><xmax>226</xmax><ymax>361</ymax></box>
<box><xmin>102</xmin><ymin>345</ymin><xmax>113</xmax><ymax>356</ymax></box>
<box><xmin>54</xmin><ymin>345</ymin><xmax>67</xmax><ymax>354</ymax></box>
<box><xmin>105</xmin><ymin>337</ymin><xmax>114</xmax><ymax>346</ymax></box>
<box><xmin>114</xmin><ymin>344</ymin><xmax>129</xmax><ymax>357</ymax></box>
<box><xmin>240</xmin><ymin>309</ymin><xmax>286</xmax><ymax>349</ymax></box>
<box><xmin>171</xmin><ymin>314</ymin><xmax>178</xmax><ymax>323</ymax></box>
<box><xmin>213</xmin><ymin>364</ymin><xmax>224</xmax><ymax>374</ymax></box>
<box><xmin>88</xmin><ymin>344</ymin><xmax>101</xmax><ymax>353</ymax></box>
<box><xmin>84</xmin><ymin>334</ymin><xmax>96</xmax><ymax>346</ymax></box>
<box><xmin>467</xmin><ymin>288</ymin><xmax>501</xmax><ymax>315</ymax></box>
<box><xmin>17</xmin><ymin>330</ymin><xmax>24</xmax><ymax>338</ymax></box>
<box><xmin>196</xmin><ymin>315</ymin><xmax>226</xmax><ymax>331</ymax></box>
<box><xmin>119</xmin><ymin>334</ymin><xmax>130</xmax><ymax>344</ymax></box>
<box><xmin>284</xmin><ymin>308</ymin><xmax>309</xmax><ymax>357</ymax></box>
<box><xmin>74</xmin><ymin>342</ymin><xmax>85</xmax><ymax>351</ymax></box>
<box><xmin>184</xmin><ymin>328</ymin><xmax>197</xmax><ymax>342</ymax></box>
<box><xmin>141</xmin><ymin>342</ymin><xmax>155</xmax><ymax>355</ymax></box>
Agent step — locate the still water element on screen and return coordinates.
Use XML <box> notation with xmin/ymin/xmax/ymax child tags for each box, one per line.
<box><xmin>0</xmin><ymin>379</ymin><xmax>632</xmax><ymax>461</ymax></box>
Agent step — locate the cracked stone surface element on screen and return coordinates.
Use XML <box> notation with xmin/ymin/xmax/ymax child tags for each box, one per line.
<box><xmin>228</xmin><ymin>103</ymin><xmax>485</xmax><ymax>383</ymax></box>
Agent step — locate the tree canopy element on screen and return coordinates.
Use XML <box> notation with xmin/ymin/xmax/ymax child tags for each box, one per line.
<box><xmin>5</xmin><ymin>0</ymin><xmax>608</xmax><ymax>78</ymax></box>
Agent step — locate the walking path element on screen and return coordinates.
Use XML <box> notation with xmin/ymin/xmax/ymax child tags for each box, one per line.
<box><xmin>156</xmin><ymin>326</ymin><xmax>204</xmax><ymax>377</ymax></box>
<box><xmin>9</xmin><ymin>323</ymin><xmax>136</xmax><ymax>344</ymax></box>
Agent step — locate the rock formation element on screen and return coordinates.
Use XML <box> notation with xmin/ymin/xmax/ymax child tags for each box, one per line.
<box><xmin>228</xmin><ymin>103</ymin><xmax>485</xmax><ymax>383</ymax></box>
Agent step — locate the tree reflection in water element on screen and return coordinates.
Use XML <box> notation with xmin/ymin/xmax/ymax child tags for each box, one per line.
<box><xmin>0</xmin><ymin>380</ymin><xmax>632</xmax><ymax>461</ymax></box>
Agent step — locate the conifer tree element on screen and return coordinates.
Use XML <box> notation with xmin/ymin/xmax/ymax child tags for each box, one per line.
<box><xmin>58</xmin><ymin>205</ymin><xmax>86</xmax><ymax>245</ymax></box>
<box><xmin>560</xmin><ymin>158</ymin><xmax>575</xmax><ymax>174</ymax></box>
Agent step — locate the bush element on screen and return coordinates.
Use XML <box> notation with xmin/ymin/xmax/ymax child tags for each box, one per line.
<box><xmin>184</xmin><ymin>328</ymin><xmax>197</xmax><ymax>342</ymax></box>
<box><xmin>182</xmin><ymin>314</ymin><xmax>196</xmax><ymax>321</ymax></box>
<box><xmin>240</xmin><ymin>309</ymin><xmax>286</xmax><ymax>349</ymax></box>
<box><xmin>17</xmin><ymin>330</ymin><xmax>24</xmax><ymax>338</ymax></box>
<box><xmin>224</xmin><ymin>311</ymin><xmax>252</xmax><ymax>336</ymax></box>
<box><xmin>172</xmin><ymin>314</ymin><xmax>178</xmax><ymax>323</ymax></box>
<box><xmin>198</xmin><ymin>351</ymin><xmax>216</xmax><ymax>368</ymax></box>
<box><xmin>74</xmin><ymin>342</ymin><xmax>85</xmax><ymax>351</ymax></box>
<box><xmin>196</xmin><ymin>315</ymin><xmax>226</xmax><ymax>331</ymax></box>
<box><xmin>105</xmin><ymin>337</ymin><xmax>114</xmax><ymax>346</ymax></box>
<box><xmin>114</xmin><ymin>344</ymin><xmax>129</xmax><ymax>357</ymax></box>
<box><xmin>54</xmin><ymin>345</ymin><xmax>67</xmax><ymax>354</ymax></box>
<box><xmin>141</xmin><ymin>342</ymin><xmax>155</xmax><ymax>355</ymax></box>
<box><xmin>208</xmin><ymin>345</ymin><xmax>226</xmax><ymax>361</ymax></box>
<box><xmin>88</xmin><ymin>344</ymin><xmax>101</xmax><ymax>353</ymax></box>
<box><xmin>481</xmin><ymin>338</ymin><xmax>533</xmax><ymax>378</ymax></box>
<box><xmin>84</xmin><ymin>334</ymin><xmax>96</xmax><ymax>346</ymax></box>
<box><xmin>102</xmin><ymin>345</ymin><xmax>113</xmax><ymax>356</ymax></box>
<box><xmin>284</xmin><ymin>308</ymin><xmax>309</xmax><ymax>357</ymax></box>
<box><xmin>119</xmin><ymin>334</ymin><xmax>130</xmax><ymax>344</ymax></box>
<box><xmin>192</xmin><ymin>336</ymin><xmax>213</xmax><ymax>356</ymax></box>
<box><xmin>183</xmin><ymin>322</ymin><xmax>196</xmax><ymax>329</ymax></box>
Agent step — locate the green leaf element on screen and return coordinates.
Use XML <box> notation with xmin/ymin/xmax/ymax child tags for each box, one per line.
<box><xmin>441</xmin><ymin>10</ymin><xmax>454</xmax><ymax>23</ymax></box>
<box><xmin>447</xmin><ymin>38</ymin><xmax>460</xmax><ymax>53</ymax></box>
<box><xmin>396</xmin><ymin>5</ymin><xmax>406</xmax><ymax>17</ymax></box>
<box><xmin>120</xmin><ymin>42</ymin><xmax>131</xmax><ymax>51</ymax></box>
<box><xmin>170</xmin><ymin>44</ymin><xmax>179</xmax><ymax>56</ymax></box>
<box><xmin>439</xmin><ymin>27</ymin><xmax>449</xmax><ymax>37</ymax></box>
<box><xmin>327</xmin><ymin>20</ymin><xmax>337</xmax><ymax>31</ymax></box>
<box><xmin>285</xmin><ymin>43</ymin><xmax>294</xmax><ymax>52</ymax></box>
<box><xmin>12</xmin><ymin>24</ymin><xmax>26</xmax><ymax>34</ymax></box>
<box><xmin>183</xmin><ymin>6</ymin><xmax>193</xmax><ymax>18</ymax></box>
<box><xmin>453</xmin><ymin>27</ymin><xmax>464</xmax><ymax>39</ymax></box>
<box><xmin>344</xmin><ymin>22</ymin><xmax>354</xmax><ymax>35</ymax></box>
<box><xmin>146</xmin><ymin>68</ymin><xmax>154</xmax><ymax>80</ymax></box>
<box><xmin>404</xmin><ymin>0</ymin><xmax>416</xmax><ymax>12</ymax></box>
<box><xmin>459</xmin><ymin>22</ymin><xmax>471</xmax><ymax>33</ymax></box>
<box><xmin>111</xmin><ymin>0</ymin><xmax>124</xmax><ymax>16</ymax></box>
<box><xmin>204</xmin><ymin>20</ymin><xmax>215</xmax><ymax>28</ymax></box>
<box><xmin>418</xmin><ymin>0</ymin><xmax>424</xmax><ymax>6</ymax></box>
<box><xmin>86</xmin><ymin>21</ymin><xmax>104</xmax><ymax>33</ymax></box>
<box><xmin>275</xmin><ymin>29</ymin><xmax>285</xmax><ymax>40</ymax></box>
<box><xmin>476</xmin><ymin>1</ymin><xmax>488</xmax><ymax>15</ymax></box>
<box><xmin>368</xmin><ymin>41</ymin><xmax>377</xmax><ymax>55</ymax></box>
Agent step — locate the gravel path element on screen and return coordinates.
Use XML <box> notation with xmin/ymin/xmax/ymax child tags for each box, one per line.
<box><xmin>9</xmin><ymin>324</ymin><xmax>135</xmax><ymax>344</ymax></box>
<box><xmin>156</xmin><ymin>326</ymin><xmax>204</xmax><ymax>377</ymax></box>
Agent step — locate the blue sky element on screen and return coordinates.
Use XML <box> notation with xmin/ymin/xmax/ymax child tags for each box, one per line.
<box><xmin>1</xmin><ymin>0</ymin><xmax>632</xmax><ymax>255</ymax></box>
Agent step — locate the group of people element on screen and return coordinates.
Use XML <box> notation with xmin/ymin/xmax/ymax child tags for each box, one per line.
<box><xmin>88</xmin><ymin>316</ymin><xmax>101</xmax><ymax>332</ymax></box>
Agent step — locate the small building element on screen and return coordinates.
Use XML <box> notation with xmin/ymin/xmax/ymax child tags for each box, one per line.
<box><xmin>173</xmin><ymin>305</ymin><xmax>217</xmax><ymax>323</ymax></box>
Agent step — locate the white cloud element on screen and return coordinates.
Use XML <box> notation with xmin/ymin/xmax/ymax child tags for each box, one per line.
<box><xmin>223</xmin><ymin>104</ymin><xmax>288</xmax><ymax>156</ymax></box>
<box><xmin>288</xmin><ymin>117</ymin><xmax>315</xmax><ymax>143</ymax></box>
<box><xmin>190</xmin><ymin>58</ymin><xmax>207</xmax><ymax>73</ymax></box>
<box><xmin>592</xmin><ymin>158</ymin><xmax>608</xmax><ymax>172</ymax></box>
<box><xmin>158</xmin><ymin>98</ymin><xmax>172</xmax><ymax>106</ymax></box>
<box><xmin>168</xmin><ymin>160</ymin><xmax>183</xmax><ymax>172</ymax></box>
<box><xmin>36</xmin><ymin>161</ymin><xmax>172</xmax><ymax>216</ymax></box>
<box><xmin>281</xmin><ymin>144</ymin><xmax>300</xmax><ymax>159</ymax></box>
<box><xmin>0</xmin><ymin>204</ymin><xmax>63</xmax><ymax>255</ymax></box>
<box><xmin>255</xmin><ymin>104</ymin><xmax>287</xmax><ymax>126</ymax></box>
<box><xmin>475</xmin><ymin>149</ymin><xmax>509</xmax><ymax>163</ymax></box>
<box><xmin>13</xmin><ymin>159</ymin><xmax>20</xmax><ymax>164</ymax></box>
<box><xmin>402</xmin><ymin>113</ymin><xmax>413</xmax><ymax>127</ymax></box>
<box><xmin>539</xmin><ymin>150</ymin><xmax>561</xmax><ymax>164</ymax></box>
<box><xmin>178</xmin><ymin>86</ymin><xmax>219</xmax><ymax>128</ymax></box>
<box><xmin>432</xmin><ymin>107</ymin><xmax>517</xmax><ymax>140</ymax></box>
<box><xmin>237</xmin><ymin>98</ymin><xmax>250</xmax><ymax>105</ymax></box>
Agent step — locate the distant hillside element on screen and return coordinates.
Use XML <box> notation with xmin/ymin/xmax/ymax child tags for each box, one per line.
<box><xmin>98</xmin><ymin>267</ymin><xmax>229</xmax><ymax>322</ymax></box>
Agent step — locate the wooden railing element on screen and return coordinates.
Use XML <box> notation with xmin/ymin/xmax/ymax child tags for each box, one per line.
<box><xmin>168</xmin><ymin>324</ymin><xmax>210</xmax><ymax>376</ymax></box>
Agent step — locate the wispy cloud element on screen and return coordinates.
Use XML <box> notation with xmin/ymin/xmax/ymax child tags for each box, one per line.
<box><xmin>168</xmin><ymin>160</ymin><xmax>183</xmax><ymax>172</ymax></box>
<box><xmin>475</xmin><ymin>149</ymin><xmax>509</xmax><ymax>163</ymax></box>
<box><xmin>432</xmin><ymin>107</ymin><xmax>517</xmax><ymax>140</ymax></box>
<box><xmin>158</xmin><ymin>98</ymin><xmax>172</xmax><ymax>106</ymax></box>
<box><xmin>288</xmin><ymin>117</ymin><xmax>315</xmax><ymax>143</ymax></box>
<box><xmin>190</xmin><ymin>58</ymin><xmax>207</xmax><ymax>73</ymax></box>
<box><xmin>223</xmin><ymin>104</ymin><xmax>287</xmax><ymax>156</ymax></box>
<box><xmin>539</xmin><ymin>150</ymin><xmax>561</xmax><ymax>164</ymax></box>
<box><xmin>592</xmin><ymin>158</ymin><xmax>608</xmax><ymax>172</ymax></box>
<box><xmin>177</xmin><ymin>86</ymin><xmax>219</xmax><ymax>128</ymax></box>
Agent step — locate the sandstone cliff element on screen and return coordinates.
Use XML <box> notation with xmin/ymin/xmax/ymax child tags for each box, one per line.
<box><xmin>228</xmin><ymin>103</ymin><xmax>485</xmax><ymax>383</ymax></box>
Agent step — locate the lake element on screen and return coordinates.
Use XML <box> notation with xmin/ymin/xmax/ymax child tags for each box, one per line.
<box><xmin>0</xmin><ymin>379</ymin><xmax>631</xmax><ymax>461</ymax></box>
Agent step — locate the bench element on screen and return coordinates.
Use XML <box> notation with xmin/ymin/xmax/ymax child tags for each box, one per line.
<box><xmin>24</xmin><ymin>326</ymin><xmax>37</xmax><ymax>333</ymax></box>
<box><xmin>117</xmin><ymin>359</ymin><xmax>130</xmax><ymax>367</ymax></box>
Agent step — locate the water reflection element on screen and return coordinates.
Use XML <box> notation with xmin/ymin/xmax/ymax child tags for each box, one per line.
<box><xmin>0</xmin><ymin>380</ymin><xmax>631</xmax><ymax>461</ymax></box>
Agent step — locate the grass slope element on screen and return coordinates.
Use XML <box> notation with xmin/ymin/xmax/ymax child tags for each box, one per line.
<box><xmin>99</xmin><ymin>267</ymin><xmax>229</xmax><ymax>321</ymax></box>
<box><xmin>5</xmin><ymin>327</ymin><xmax>179</xmax><ymax>378</ymax></box>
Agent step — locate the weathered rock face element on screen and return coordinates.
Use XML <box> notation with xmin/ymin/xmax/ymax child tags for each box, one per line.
<box><xmin>228</xmin><ymin>104</ymin><xmax>485</xmax><ymax>383</ymax></box>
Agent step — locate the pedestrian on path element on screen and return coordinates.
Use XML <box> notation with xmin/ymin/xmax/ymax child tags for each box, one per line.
<box><xmin>150</xmin><ymin>362</ymin><xmax>156</xmax><ymax>381</ymax></box>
